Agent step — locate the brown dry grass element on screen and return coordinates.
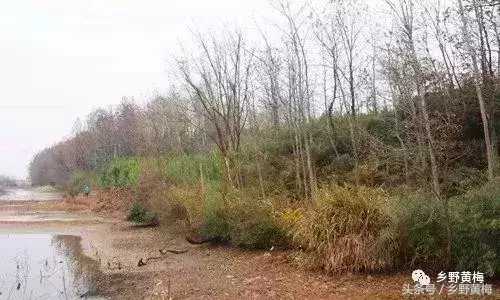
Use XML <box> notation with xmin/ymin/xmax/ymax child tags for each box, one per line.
<box><xmin>91</xmin><ymin>188</ymin><xmax>135</xmax><ymax>219</ymax></box>
<box><xmin>290</xmin><ymin>185</ymin><xmax>396</xmax><ymax>274</ymax></box>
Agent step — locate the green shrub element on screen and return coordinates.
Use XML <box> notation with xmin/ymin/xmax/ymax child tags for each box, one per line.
<box><xmin>201</xmin><ymin>204</ymin><xmax>231</xmax><ymax>243</ymax></box>
<box><xmin>126</xmin><ymin>202</ymin><xmax>157</xmax><ymax>225</ymax></box>
<box><xmin>100</xmin><ymin>157</ymin><xmax>140</xmax><ymax>188</ymax></box>
<box><xmin>290</xmin><ymin>185</ymin><xmax>396</xmax><ymax>273</ymax></box>
<box><xmin>65</xmin><ymin>170</ymin><xmax>98</xmax><ymax>197</ymax></box>
<box><xmin>234</xmin><ymin>217</ymin><xmax>286</xmax><ymax>249</ymax></box>
<box><xmin>199</xmin><ymin>189</ymin><xmax>287</xmax><ymax>249</ymax></box>
<box><xmin>361</xmin><ymin>113</ymin><xmax>399</xmax><ymax>146</ymax></box>
<box><xmin>371</xmin><ymin>183</ymin><xmax>500</xmax><ymax>275</ymax></box>
<box><xmin>450</xmin><ymin>180</ymin><xmax>500</xmax><ymax>277</ymax></box>
<box><xmin>164</xmin><ymin>151</ymin><xmax>221</xmax><ymax>185</ymax></box>
<box><xmin>386</xmin><ymin>191</ymin><xmax>447</xmax><ymax>270</ymax></box>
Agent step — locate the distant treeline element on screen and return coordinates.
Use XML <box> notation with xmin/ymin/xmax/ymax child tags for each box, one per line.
<box><xmin>29</xmin><ymin>95</ymin><xmax>206</xmax><ymax>187</ymax></box>
<box><xmin>0</xmin><ymin>175</ymin><xmax>17</xmax><ymax>188</ymax></box>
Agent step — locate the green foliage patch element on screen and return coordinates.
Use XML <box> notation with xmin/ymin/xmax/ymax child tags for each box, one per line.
<box><xmin>199</xmin><ymin>189</ymin><xmax>287</xmax><ymax>249</ymax></box>
<box><xmin>386</xmin><ymin>191</ymin><xmax>448</xmax><ymax>270</ymax></box>
<box><xmin>450</xmin><ymin>180</ymin><xmax>500</xmax><ymax>277</ymax></box>
<box><xmin>126</xmin><ymin>202</ymin><xmax>157</xmax><ymax>225</ymax></box>
<box><xmin>100</xmin><ymin>157</ymin><xmax>140</xmax><ymax>188</ymax></box>
<box><xmin>164</xmin><ymin>151</ymin><xmax>221</xmax><ymax>184</ymax></box>
<box><xmin>65</xmin><ymin>170</ymin><xmax>98</xmax><ymax>197</ymax></box>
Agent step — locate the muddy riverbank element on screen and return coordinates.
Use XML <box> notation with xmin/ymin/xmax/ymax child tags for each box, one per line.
<box><xmin>0</xmin><ymin>190</ymin><xmax>498</xmax><ymax>299</ymax></box>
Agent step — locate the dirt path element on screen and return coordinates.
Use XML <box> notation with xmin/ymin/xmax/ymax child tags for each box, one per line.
<box><xmin>0</xmin><ymin>194</ymin><xmax>498</xmax><ymax>300</ymax></box>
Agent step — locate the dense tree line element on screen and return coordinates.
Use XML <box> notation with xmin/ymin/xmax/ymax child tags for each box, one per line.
<box><xmin>30</xmin><ymin>95</ymin><xmax>203</xmax><ymax>186</ymax></box>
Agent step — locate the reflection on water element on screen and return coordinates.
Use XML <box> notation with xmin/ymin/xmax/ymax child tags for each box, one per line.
<box><xmin>0</xmin><ymin>234</ymin><xmax>102</xmax><ymax>300</ymax></box>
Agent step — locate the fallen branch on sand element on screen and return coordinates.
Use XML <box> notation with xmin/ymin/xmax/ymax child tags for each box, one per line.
<box><xmin>159</xmin><ymin>248</ymin><xmax>188</xmax><ymax>255</ymax></box>
<box><xmin>137</xmin><ymin>248</ymin><xmax>188</xmax><ymax>267</ymax></box>
<box><xmin>130</xmin><ymin>219</ymin><xmax>160</xmax><ymax>228</ymax></box>
<box><xmin>185</xmin><ymin>235</ymin><xmax>214</xmax><ymax>244</ymax></box>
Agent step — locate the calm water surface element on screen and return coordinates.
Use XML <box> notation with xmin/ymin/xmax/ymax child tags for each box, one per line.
<box><xmin>0</xmin><ymin>189</ymin><xmax>62</xmax><ymax>202</ymax></box>
<box><xmin>0</xmin><ymin>234</ymin><xmax>102</xmax><ymax>300</ymax></box>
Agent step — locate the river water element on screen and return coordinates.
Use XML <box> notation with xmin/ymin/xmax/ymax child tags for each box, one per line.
<box><xmin>0</xmin><ymin>189</ymin><xmax>103</xmax><ymax>300</ymax></box>
<box><xmin>0</xmin><ymin>189</ymin><xmax>62</xmax><ymax>202</ymax></box>
<box><xmin>0</xmin><ymin>234</ymin><xmax>102</xmax><ymax>300</ymax></box>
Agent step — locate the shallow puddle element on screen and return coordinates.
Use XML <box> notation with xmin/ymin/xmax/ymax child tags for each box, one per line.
<box><xmin>0</xmin><ymin>234</ymin><xmax>102</xmax><ymax>300</ymax></box>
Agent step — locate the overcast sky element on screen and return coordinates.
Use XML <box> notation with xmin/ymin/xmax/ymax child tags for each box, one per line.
<box><xmin>0</xmin><ymin>0</ymin><xmax>284</xmax><ymax>179</ymax></box>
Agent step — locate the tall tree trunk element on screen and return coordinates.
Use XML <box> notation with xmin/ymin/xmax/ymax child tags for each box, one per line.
<box><xmin>292</xmin><ymin>123</ymin><xmax>303</xmax><ymax>198</ymax></box>
<box><xmin>298</xmin><ymin>127</ymin><xmax>309</xmax><ymax>200</ymax></box>
<box><xmin>407</xmin><ymin>20</ymin><xmax>441</xmax><ymax>197</ymax></box>
<box><xmin>221</xmin><ymin>151</ymin><xmax>233</xmax><ymax>188</ymax></box>
<box><xmin>256</xmin><ymin>160</ymin><xmax>266</xmax><ymax>199</ymax></box>
<box><xmin>458</xmin><ymin>0</ymin><xmax>495</xmax><ymax>181</ymax></box>
<box><xmin>389</xmin><ymin>82</ymin><xmax>409</xmax><ymax>183</ymax></box>
<box><xmin>339</xmin><ymin>81</ymin><xmax>360</xmax><ymax>186</ymax></box>
<box><xmin>492</xmin><ymin>5</ymin><xmax>500</xmax><ymax>163</ymax></box>
<box><xmin>349</xmin><ymin>57</ymin><xmax>356</xmax><ymax>117</ymax></box>
<box><xmin>324</xmin><ymin>68</ymin><xmax>340</xmax><ymax>158</ymax></box>
<box><xmin>371</xmin><ymin>43</ymin><xmax>378</xmax><ymax>114</ymax></box>
<box><xmin>305</xmin><ymin>131</ymin><xmax>316</xmax><ymax>202</ymax></box>
<box><xmin>199</xmin><ymin>162</ymin><xmax>205</xmax><ymax>197</ymax></box>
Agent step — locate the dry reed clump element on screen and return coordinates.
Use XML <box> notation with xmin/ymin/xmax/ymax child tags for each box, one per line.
<box><xmin>291</xmin><ymin>185</ymin><xmax>396</xmax><ymax>274</ymax></box>
<box><xmin>133</xmin><ymin>158</ymin><xmax>190</xmax><ymax>227</ymax></box>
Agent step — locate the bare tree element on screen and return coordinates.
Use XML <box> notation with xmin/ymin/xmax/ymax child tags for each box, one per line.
<box><xmin>256</xmin><ymin>29</ymin><xmax>283</xmax><ymax>128</ymax></box>
<box><xmin>458</xmin><ymin>0</ymin><xmax>496</xmax><ymax>181</ymax></box>
<box><xmin>386</xmin><ymin>0</ymin><xmax>441</xmax><ymax>197</ymax></box>
<box><xmin>177</xmin><ymin>29</ymin><xmax>254</xmax><ymax>188</ymax></box>
<box><xmin>314</xmin><ymin>0</ymin><xmax>368</xmax><ymax>186</ymax></box>
<box><xmin>275</xmin><ymin>1</ymin><xmax>317</xmax><ymax>202</ymax></box>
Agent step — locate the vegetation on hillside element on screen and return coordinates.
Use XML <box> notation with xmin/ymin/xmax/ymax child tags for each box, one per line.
<box><xmin>29</xmin><ymin>0</ymin><xmax>500</xmax><ymax>276</ymax></box>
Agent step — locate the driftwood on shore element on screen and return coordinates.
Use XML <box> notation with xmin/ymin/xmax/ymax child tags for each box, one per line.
<box><xmin>137</xmin><ymin>247</ymin><xmax>188</xmax><ymax>267</ymax></box>
<box><xmin>159</xmin><ymin>248</ymin><xmax>188</xmax><ymax>255</ymax></box>
<box><xmin>130</xmin><ymin>219</ymin><xmax>160</xmax><ymax>228</ymax></box>
<box><xmin>185</xmin><ymin>235</ymin><xmax>214</xmax><ymax>244</ymax></box>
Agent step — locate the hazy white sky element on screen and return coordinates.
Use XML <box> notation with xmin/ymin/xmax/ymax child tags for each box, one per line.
<box><xmin>0</xmin><ymin>0</ymin><xmax>279</xmax><ymax>179</ymax></box>
<box><xmin>0</xmin><ymin>0</ymin><xmax>392</xmax><ymax>179</ymax></box>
